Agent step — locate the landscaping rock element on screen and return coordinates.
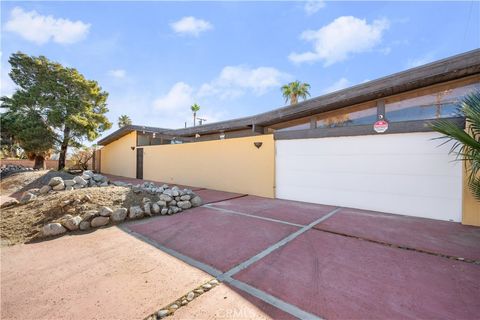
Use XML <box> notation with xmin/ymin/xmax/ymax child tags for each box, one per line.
<box><xmin>170</xmin><ymin>200</ymin><xmax>177</xmax><ymax>206</ymax></box>
<box><xmin>99</xmin><ymin>181</ymin><xmax>108</xmax><ymax>187</ymax></box>
<box><xmin>202</xmin><ymin>283</ymin><xmax>212</xmax><ymax>290</ymax></box>
<box><xmin>209</xmin><ymin>279</ymin><xmax>219</xmax><ymax>285</ymax></box>
<box><xmin>112</xmin><ymin>181</ymin><xmax>127</xmax><ymax>187</ymax></box>
<box><xmin>152</xmin><ymin>203</ymin><xmax>160</xmax><ymax>214</ymax></box>
<box><xmin>181</xmin><ymin>300</ymin><xmax>188</xmax><ymax>306</ymax></box>
<box><xmin>73</xmin><ymin>183</ymin><xmax>83</xmax><ymax>189</ymax></box>
<box><xmin>73</xmin><ymin>176</ymin><xmax>88</xmax><ymax>186</ymax></box>
<box><xmin>186</xmin><ymin>291</ymin><xmax>195</xmax><ymax>301</ymax></box>
<box><xmin>20</xmin><ymin>192</ymin><xmax>36</xmax><ymax>204</ymax></box>
<box><xmin>157</xmin><ymin>200</ymin><xmax>167</xmax><ymax>207</ymax></box>
<box><xmin>157</xmin><ymin>310</ymin><xmax>169</xmax><ymax>318</ymax></box>
<box><xmin>159</xmin><ymin>194</ymin><xmax>172</xmax><ymax>202</ymax></box>
<box><xmin>190</xmin><ymin>196</ymin><xmax>203</xmax><ymax>207</ymax></box>
<box><xmin>64</xmin><ymin>179</ymin><xmax>75</xmax><ymax>187</ymax></box>
<box><xmin>111</xmin><ymin>208</ymin><xmax>128</xmax><ymax>222</ymax></box>
<box><xmin>93</xmin><ymin>174</ymin><xmax>104</xmax><ymax>182</ymax></box>
<box><xmin>100</xmin><ymin>206</ymin><xmax>113</xmax><ymax>217</ymax></box>
<box><xmin>82</xmin><ymin>210</ymin><xmax>98</xmax><ymax>221</ymax></box>
<box><xmin>65</xmin><ymin>186</ymin><xmax>73</xmax><ymax>191</ymax></box>
<box><xmin>1</xmin><ymin>199</ymin><xmax>19</xmax><ymax>208</ymax></box>
<box><xmin>160</xmin><ymin>208</ymin><xmax>168</xmax><ymax>215</ymax></box>
<box><xmin>63</xmin><ymin>215</ymin><xmax>82</xmax><ymax>231</ymax></box>
<box><xmin>39</xmin><ymin>185</ymin><xmax>52</xmax><ymax>195</ymax></box>
<box><xmin>194</xmin><ymin>289</ymin><xmax>204</xmax><ymax>294</ymax></box>
<box><xmin>129</xmin><ymin>206</ymin><xmax>144</xmax><ymax>219</ymax></box>
<box><xmin>81</xmin><ymin>174</ymin><xmax>91</xmax><ymax>180</ymax></box>
<box><xmin>142</xmin><ymin>197</ymin><xmax>151</xmax><ymax>204</ymax></box>
<box><xmin>83</xmin><ymin>170</ymin><xmax>94</xmax><ymax>177</ymax></box>
<box><xmin>144</xmin><ymin>202</ymin><xmax>152</xmax><ymax>216</ymax></box>
<box><xmin>180</xmin><ymin>195</ymin><xmax>191</xmax><ymax>201</ymax></box>
<box><xmin>43</xmin><ymin>223</ymin><xmax>67</xmax><ymax>236</ymax></box>
<box><xmin>48</xmin><ymin>177</ymin><xmax>63</xmax><ymax>187</ymax></box>
<box><xmin>177</xmin><ymin>201</ymin><xmax>192</xmax><ymax>209</ymax></box>
<box><xmin>52</xmin><ymin>182</ymin><xmax>65</xmax><ymax>191</ymax></box>
<box><xmin>79</xmin><ymin>221</ymin><xmax>91</xmax><ymax>231</ymax></box>
<box><xmin>91</xmin><ymin>216</ymin><xmax>109</xmax><ymax>227</ymax></box>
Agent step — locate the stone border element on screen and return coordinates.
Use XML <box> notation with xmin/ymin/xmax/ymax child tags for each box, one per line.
<box><xmin>144</xmin><ymin>279</ymin><xmax>220</xmax><ymax>320</ymax></box>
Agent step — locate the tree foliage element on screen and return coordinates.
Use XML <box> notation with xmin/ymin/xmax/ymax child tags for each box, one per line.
<box><xmin>0</xmin><ymin>52</ymin><xmax>112</xmax><ymax>170</ymax></box>
<box><xmin>191</xmin><ymin>103</ymin><xmax>201</xmax><ymax>126</ymax></box>
<box><xmin>431</xmin><ymin>91</ymin><xmax>480</xmax><ymax>201</ymax></box>
<box><xmin>118</xmin><ymin>115</ymin><xmax>132</xmax><ymax>128</ymax></box>
<box><xmin>281</xmin><ymin>81</ymin><xmax>311</xmax><ymax>105</ymax></box>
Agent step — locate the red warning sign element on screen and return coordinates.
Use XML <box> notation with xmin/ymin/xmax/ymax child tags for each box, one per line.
<box><xmin>373</xmin><ymin>120</ymin><xmax>389</xmax><ymax>133</ymax></box>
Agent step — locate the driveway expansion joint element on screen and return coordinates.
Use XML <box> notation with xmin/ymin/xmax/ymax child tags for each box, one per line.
<box><xmin>313</xmin><ymin>227</ymin><xmax>480</xmax><ymax>264</ymax></box>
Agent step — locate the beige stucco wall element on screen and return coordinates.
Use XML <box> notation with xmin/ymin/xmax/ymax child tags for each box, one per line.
<box><xmin>100</xmin><ymin>131</ymin><xmax>136</xmax><ymax>178</ymax></box>
<box><xmin>142</xmin><ymin>135</ymin><xmax>275</xmax><ymax>198</ymax></box>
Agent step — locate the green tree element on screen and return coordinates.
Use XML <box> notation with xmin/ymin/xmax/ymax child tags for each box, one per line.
<box><xmin>1</xmin><ymin>52</ymin><xmax>112</xmax><ymax>170</ymax></box>
<box><xmin>0</xmin><ymin>104</ymin><xmax>56</xmax><ymax>169</ymax></box>
<box><xmin>281</xmin><ymin>81</ymin><xmax>311</xmax><ymax>105</ymax></box>
<box><xmin>118</xmin><ymin>115</ymin><xmax>132</xmax><ymax>128</ymax></box>
<box><xmin>431</xmin><ymin>91</ymin><xmax>480</xmax><ymax>200</ymax></box>
<box><xmin>191</xmin><ymin>103</ymin><xmax>201</xmax><ymax>126</ymax></box>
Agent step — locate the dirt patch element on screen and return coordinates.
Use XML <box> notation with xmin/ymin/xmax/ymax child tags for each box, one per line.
<box><xmin>1</xmin><ymin>172</ymin><xmax>164</xmax><ymax>246</ymax></box>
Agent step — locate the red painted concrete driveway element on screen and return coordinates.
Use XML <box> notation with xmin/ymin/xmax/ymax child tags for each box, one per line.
<box><xmin>124</xmin><ymin>189</ymin><xmax>480</xmax><ymax>319</ymax></box>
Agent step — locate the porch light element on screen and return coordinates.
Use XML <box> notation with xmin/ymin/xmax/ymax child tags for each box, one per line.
<box><xmin>219</xmin><ymin>133</ymin><xmax>226</xmax><ymax>140</ymax></box>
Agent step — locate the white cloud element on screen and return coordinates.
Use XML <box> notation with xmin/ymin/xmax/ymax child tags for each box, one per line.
<box><xmin>170</xmin><ymin>16</ymin><xmax>213</xmax><ymax>37</ymax></box>
<box><xmin>304</xmin><ymin>0</ymin><xmax>326</xmax><ymax>15</ymax></box>
<box><xmin>323</xmin><ymin>78</ymin><xmax>350</xmax><ymax>94</ymax></box>
<box><xmin>0</xmin><ymin>70</ymin><xmax>17</xmax><ymax>98</ymax></box>
<box><xmin>154</xmin><ymin>82</ymin><xmax>195</xmax><ymax>112</ymax></box>
<box><xmin>198</xmin><ymin>65</ymin><xmax>291</xmax><ymax>99</ymax></box>
<box><xmin>289</xmin><ymin>16</ymin><xmax>390</xmax><ymax>66</ymax></box>
<box><xmin>108</xmin><ymin>69</ymin><xmax>127</xmax><ymax>79</ymax></box>
<box><xmin>4</xmin><ymin>7</ymin><xmax>90</xmax><ymax>45</ymax></box>
<box><xmin>406</xmin><ymin>52</ymin><xmax>435</xmax><ymax>68</ymax></box>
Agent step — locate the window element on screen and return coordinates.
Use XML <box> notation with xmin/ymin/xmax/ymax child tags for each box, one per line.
<box><xmin>316</xmin><ymin>102</ymin><xmax>377</xmax><ymax>128</ymax></box>
<box><xmin>137</xmin><ymin>131</ymin><xmax>163</xmax><ymax>146</ymax></box>
<box><xmin>272</xmin><ymin>117</ymin><xmax>311</xmax><ymax>132</ymax></box>
<box><xmin>385</xmin><ymin>81</ymin><xmax>480</xmax><ymax>122</ymax></box>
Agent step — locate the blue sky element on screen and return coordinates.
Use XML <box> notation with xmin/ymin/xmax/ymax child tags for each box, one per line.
<box><xmin>1</xmin><ymin>1</ymin><xmax>479</xmax><ymax>143</ymax></box>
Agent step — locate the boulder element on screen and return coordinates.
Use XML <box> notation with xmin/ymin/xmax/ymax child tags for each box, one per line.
<box><xmin>91</xmin><ymin>216</ymin><xmax>109</xmax><ymax>227</ymax></box>
<box><xmin>20</xmin><ymin>192</ymin><xmax>36</xmax><ymax>204</ymax></box>
<box><xmin>156</xmin><ymin>200</ymin><xmax>167</xmax><ymax>207</ymax></box>
<box><xmin>63</xmin><ymin>215</ymin><xmax>82</xmax><ymax>231</ymax></box>
<box><xmin>93</xmin><ymin>174</ymin><xmax>104</xmax><ymax>182</ymax></box>
<box><xmin>111</xmin><ymin>208</ymin><xmax>128</xmax><ymax>222</ymax></box>
<box><xmin>144</xmin><ymin>202</ymin><xmax>152</xmax><ymax>216</ymax></box>
<box><xmin>81</xmin><ymin>174</ymin><xmax>91</xmax><ymax>180</ymax></box>
<box><xmin>177</xmin><ymin>201</ymin><xmax>192</xmax><ymax>209</ymax></box>
<box><xmin>161</xmin><ymin>208</ymin><xmax>168</xmax><ymax>215</ymax></box>
<box><xmin>190</xmin><ymin>196</ymin><xmax>203</xmax><ymax>207</ymax></box>
<box><xmin>65</xmin><ymin>186</ymin><xmax>74</xmax><ymax>191</ymax></box>
<box><xmin>42</xmin><ymin>223</ymin><xmax>67</xmax><ymax>236</ymax></box>
<box><xmin>129</xmin><ymin>206</ymin><xmax>144</xmax><ymax>219</ymax></box>
<box><xmin>180</xmin><ymin>195</ymin><xmax>191</xmax><ymax>201</ymax></box>
<box><xmin>64</xmin><ymin>179</ymin><xmax>75</xmax><ymax>187</ymax></box>
<box><xmin>82</xmin><ymin>210</ymin><xmax>98</xmax><ymax>221</ymax></box>
<box><xmin>79</xmin><ymin>221</ymin><xmax>91</xmax><ymax>231</ymax></box>
<box><xmin>39</xmin><ymin>185</ymin><xmax>52</xmax><ymax>195</ymax></box>
<box><xmin>159</xmin><ymin>194</ymin><xmax>172</xmax><ymax>202</ymax></box>
<box><xmin>52</xmin><ymin>182</ymin><xmax>65</xmax><ymax>191</ymax></box>
<box><xmin>152</xmin><ymin>203</ymin><xmax>160</xmax><ymax>214</ymax></box>
<box><xmin>83</xmin><ymin>170</ymin><xmax>94</xmax><ymax>177</ymax></box>
<box><xmin>73</xmin><ymin>183</ymin><xmax>84</xmax><ymax>189</ymax></box>
<box><xmin>100</xmin><ymin>206</ymin><xmax>113</xmax><ymax>217</ymax></box>
<box><xmin>1</xmin><ymin>199</ymin><xmax>19</xmax><ymax>208</ymax></box>
<box><xmin>48</xmin><ymin>177</ymin><xmax>63</xmax><ymax>187</ymax></box>
<box><xmin>172</xmin><ymin>190</ymin><xmax>180</xmax><ymax>197</ymax></box>
<box><xmin>170</xmin><ymin>200</ymin><xmax>177</xmax><ymax>206</ymax></box>
<box><xmin>73</xmin><ymin>176</ymin><xmax>88</xmax><ymax>186</ymax></box>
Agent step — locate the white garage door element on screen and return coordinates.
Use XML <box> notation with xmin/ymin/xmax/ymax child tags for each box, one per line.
<box><xmin>275</xmin><ymin>132</ymin><xmax>462</xmax><ymax>221</ymax></box>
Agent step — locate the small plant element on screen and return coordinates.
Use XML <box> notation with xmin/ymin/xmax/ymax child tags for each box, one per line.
<box><xmin>431</xmin><ymin>91</ymin><xmax>480</xmax><ymax>200</ymax></box>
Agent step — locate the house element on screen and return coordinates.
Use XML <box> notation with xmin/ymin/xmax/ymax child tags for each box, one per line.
<box><xmin>97</xmin><ymin>49</ymin><xmax>480</xmax><ymax>225</ymax></box>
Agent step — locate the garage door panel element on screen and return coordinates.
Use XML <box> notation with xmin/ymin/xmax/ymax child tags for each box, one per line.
<box><xmin>275</xmin><ymin>132</ymin><xmax>461</xmax><ymax>221</ymax></box>
<box><xmin>277</xmin><ymin>170</ymin><xmax>461</xmax><ymax>199</ymax></box>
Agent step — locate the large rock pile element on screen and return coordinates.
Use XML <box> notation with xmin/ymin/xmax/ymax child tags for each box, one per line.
<box><xmin>1</xmin><ymin>164</ymin><xmax>36</xmax><ymax>179</ymax></box>
<box><xmin>40</xmin><ymin>180</ymin><xmax>203</xmax><ymax>238</ymax></box>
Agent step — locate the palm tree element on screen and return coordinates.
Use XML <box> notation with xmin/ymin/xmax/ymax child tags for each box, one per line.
<box><xmin>281</xmin><ymin>81</ymin><xmax>311</xmax><ymax>105</ymax></box>
<box><xmin>118</xmin><ymin>115</ymin><xmax>132</xmax><ymax>128</ymax></box>
<box><xmin>191</xmin><ymin>103</ymin><xmax>201</xmax><ymax>126</ymax></box>
<box><xmin>431</xmin><ymin>91</ymin><xmax>480</xmax><ymax>200</ymax></box>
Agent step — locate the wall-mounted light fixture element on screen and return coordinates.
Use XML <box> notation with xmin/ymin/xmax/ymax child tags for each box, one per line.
<box><xmin>131</xmin><ymin>146</ymin><xmax>135</xmax><ymax>151</ymax></box>
<box><xmin>219</xmin><ymin>132</ymin><xmax>226</xmax><ymax>140</ymax></box>
<box><xmin>254</xmin><ymin>142</ymin><xmax>263</xmax><ymax>149</ymax></box>
<box><xmin>195</xmin><ymin>133</ymin><xmax>201</xmax><ymax>138</ymax></box>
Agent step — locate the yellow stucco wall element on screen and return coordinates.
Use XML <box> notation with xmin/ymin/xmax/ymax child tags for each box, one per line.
<box><xmin>462</xmin><ymin>164</ymin><xmax>480</xmax><ymax>226</ymax></box>
<box><xmin>100</xmin><ymin>131</ymin><xmax>137</xmax><ymax>178</ymax></box>
<box><xmin>142</xmin><ymin>135</ymin><xmax>275</xmax><ymax>198</ymax></box>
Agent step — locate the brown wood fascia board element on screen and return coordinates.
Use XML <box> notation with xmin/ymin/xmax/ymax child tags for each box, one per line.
<box><xmin>98</xmin><ymin>125</ymin><xmax>168</xmax><ymax>145</ymax></box>
<box><xmin>274</xmin><ymin>117</ymin><xmax>465</xmax><ymax>140</ymax></box>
